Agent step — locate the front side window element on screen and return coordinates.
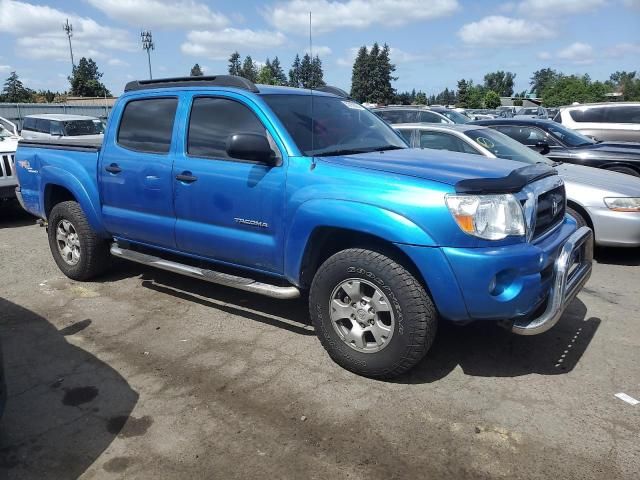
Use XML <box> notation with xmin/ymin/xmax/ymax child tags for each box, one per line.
<box><xmin>463</xmin><ymin>128</ymin><xmax>552</xmax><ymax>165</ymax></box>
<box><xmin>395</xmin><ymin>128</ymin><xmax>414</xmax><ymax>144</ymax></box>
<box><xmin>262</xmin><ymin>94</ymin><xmax>406</xmax><ymax>156</ymax></box>
<box><xmin>419</xmin><ymin>111</ymin><xmax>448</xmax><ymax>124</ymax></box>
<box><xmin>492</xmin><ymin>125</ymin><xmax>555</xmax><ymax>146</ymax></box>
<box><xmin>117</xmin><ymin>98</ymin><xmax>178</xmax><ymax>153</ymax></box>
<box><xmin>419</xmin><ymin>131</ymin><xmax>477</xmax><ymax>154</ymax></box>
<box><xmin>22</xmin><ymin>118</ymin><xmax>37</xmax><ymax>131</ymax></box>
<box><xmin>545</xmin><ymin>122</ymin><xmax>596</xmax><ymax>147</ymax></box>
<box><xmin>187</xmin><ymin>97</ymin><xmax>267</xmax><ymax>160</ymax></box>
<box><xmin>440</xmin><ymin>110</ymin><xmax>470</xmax><ymax>124</ymax></box>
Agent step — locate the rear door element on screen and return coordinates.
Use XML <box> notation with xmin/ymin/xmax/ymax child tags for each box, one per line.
<box><xmin>99</xmin><ymin>96</ymin><xmax>178</xmax><ymax>248</ymax></box>
<box><xmin>172</xmin><ymin>94</ymin><xmax>287</xmax><ymax>273</ymax></box>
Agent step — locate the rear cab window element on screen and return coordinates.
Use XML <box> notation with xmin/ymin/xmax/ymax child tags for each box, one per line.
<box><xmin>117</xmin><ymin>97</ymin><xmax>178</xmax><ymax>153</ymax></box>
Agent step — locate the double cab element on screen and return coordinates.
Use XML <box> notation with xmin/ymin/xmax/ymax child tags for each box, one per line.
<box><xmin>15</xmin><ymin>76</ymin><xmax>593</xmax><ymax>378</ymax></box>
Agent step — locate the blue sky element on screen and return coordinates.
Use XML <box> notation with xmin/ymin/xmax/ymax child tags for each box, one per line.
<box><xmin>1</xmin><ymin>0</ymin><xmax>639</xmax><ymax>96</ymax></box>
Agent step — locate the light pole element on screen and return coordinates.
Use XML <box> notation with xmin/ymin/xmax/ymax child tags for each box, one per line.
<box><xmin>141</xmin><ymin>30</ymin><xmax>154</xmax><ymax>79</ymax></box>
<box><xmin>63</xmin><ymin>19</ymin><xmax>75</xmax><ymax>72</ymax></box>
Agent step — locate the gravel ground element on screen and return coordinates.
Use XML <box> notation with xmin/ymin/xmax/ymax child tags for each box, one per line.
<box><xmin>0</xmin><ymin>204</ymin><xmax>638</xmax><ymax>480</ymax></box>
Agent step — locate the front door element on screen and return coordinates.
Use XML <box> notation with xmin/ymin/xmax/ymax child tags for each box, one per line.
<box><xmin>172</xmin><ymin>95</ymin><xmax>287</xmax><ymax>273</ymax></box>
<box><xmin>100</xmin><ymin>96</ymin><xmax>178</xmax><ymax>248</ymax></box>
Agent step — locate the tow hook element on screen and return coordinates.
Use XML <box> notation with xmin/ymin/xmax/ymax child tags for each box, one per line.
<box><xmin>37</xmin><ymin>219</ymin><xmax>48</xmax><ymax>230</ymax></box>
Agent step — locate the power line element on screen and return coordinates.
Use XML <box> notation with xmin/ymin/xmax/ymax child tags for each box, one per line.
<box><xmin>141</xmin><ymin>30</ymin><xmax>154</xmax><ymax>80</ymax></box>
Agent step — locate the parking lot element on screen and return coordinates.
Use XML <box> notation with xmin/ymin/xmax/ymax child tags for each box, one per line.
<box><xmin>0</xmin><ymin>204</ymin><xmax>638</xmax><ymax>480</ymax></box>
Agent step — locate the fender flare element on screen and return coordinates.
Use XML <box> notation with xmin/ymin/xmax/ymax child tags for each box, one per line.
<box><xmin>41</xmin><ymin>165</ymin><xmax>108</xmax><ymax>237</ymax></box>
<box><xmin>284</xmin><ymin>199</ymin><xmax>436</xmax><ymax>284</ymax></box>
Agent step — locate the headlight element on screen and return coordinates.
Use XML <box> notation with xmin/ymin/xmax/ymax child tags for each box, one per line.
<box><xmin>445</xmin><ymin>194</ymin><xmax>526</xmax><ymax>240</ymax></box>
<box><xmin>604</xmin><ymin>197</ymin><xmax>640</xmax><ymax>212</ymax></box>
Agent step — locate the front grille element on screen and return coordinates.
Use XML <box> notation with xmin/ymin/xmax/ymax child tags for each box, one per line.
<box><xmin>534</xmin><ymin>185</ymin><xmax>565</xmax><ymax>239</ymax></box>
<box><xmin>0</xmin><ymin>154</ymin><xmax>14</xmax><ymax>178</ymax></box>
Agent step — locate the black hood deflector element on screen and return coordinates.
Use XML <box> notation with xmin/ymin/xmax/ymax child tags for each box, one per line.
<box><xmin>455</xmin><ymin>163</ymin><xmax>557</xmax><ymax>194</ymax></box>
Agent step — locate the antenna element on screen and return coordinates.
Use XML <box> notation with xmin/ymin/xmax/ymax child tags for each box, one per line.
<box><xmin>309</xmin><ymin>11</ymin><xmax>316</xmax><ymax>169</ymax></box>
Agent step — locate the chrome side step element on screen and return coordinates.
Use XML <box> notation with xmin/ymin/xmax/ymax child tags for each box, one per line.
<box><xmin>110</xmin><ymin>244</ymin><xmax>301</xmax><ymax>300</ymax></box>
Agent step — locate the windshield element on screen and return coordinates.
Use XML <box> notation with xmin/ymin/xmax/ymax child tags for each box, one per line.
<box><xmin>63</xmin><ymin>120</ymin><xmax>103</xmax><ymax>136</ymax></box>
<box><xmin>518</xmin><ymin>108</ymin><xmax>538</xmax><ymax>115</ymax></box>
<box><xmin>261</xmin><ymin>94</ymin><xmax>407</xmax><ymax>156</ymax></box>
<box><xmin>545</xmin><ymin>122</ymin><xmax>595</xmax><ymax>147</ymax></box>
<box><xmin>463</xmin><ymin>128</ymin><xmax>552</xmax><ymax>165</ymax></box>
<box><xmin>441</xmin><ymin>110</ymin><xmax>470</xmax><ymax>124</ymax></box>
<box><xmin>0</xmin><ymin>126</ymin><xmax>11</xmax><ymax>138</ymax></box>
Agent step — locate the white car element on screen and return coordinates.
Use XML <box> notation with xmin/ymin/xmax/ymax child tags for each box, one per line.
<box><xmin>20</xmin><ymin>114</ymin><xmax>104</xmax><ymax>141</ymax></box>
<box><xmin>554</xmin><ymin>102</ymin><xmax>640</xmax><ymax>143</ymax></box>
<box><xmin>0</xmin><ymin>119</ymin><xmax>19</xmax><ymax>203</ymax></box>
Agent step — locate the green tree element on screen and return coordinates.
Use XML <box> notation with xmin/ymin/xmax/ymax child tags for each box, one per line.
<box><xmin>288</xmin><ymin>54</ymin><xmax>302</xmax><ymax>88</ymax></box>
<box><xmin>415</xmin><ymin>91</ymin><xmax>427</xmax><ymax>105</ymax></box>
<box><xmin>68</xmin><ymin>58</ymin><xmax>110</xmax><ymax>97</ymax></box>
<box><xmin>299</xmin><ymin>53</ymin><xmax>313</xmax><ymax>88</ymax></box>
<box><xmin>370</xmin><ymin>43</ymin><xmax>396</xmax><ymax>104</ymax></box>
<box><xmin>484</xmin><ymin>90</ymin><xmax>501</xmax><ymax>109</ymax></box>
<box><xmin>466</xmin><ymin>83</ymin><xmax>485</xmax><ymax>108</ymax></box>
<box><xmin>350</xmin><ymin>46</ymin><xmax>369</xmax><ymax>102</ymax></box>
<box><xmin>530</xmin><ymin>68</ymin><xmax>559</xmax><ymax>96</ymax></box>
<box><xmin>228</xmin><ymin>51</ymin><xmax>242</xmax><ymax>76</ymax></box>
<box><xmin>190</xmin><ymin>63</ymin><xmax>203</xmax><ymax>76</ymax></box>
<box><xmin>456</xmin><ymin>79</ymin><xmax>469</xmax><ymax>107</ymax></box>
<box><xmin>241</xmin><ymin>56</ymin><xmax>258</xmax><ymax>82</ymax></box>
<box><xmin>310</xmin><ymin>55</ymin><xmax>326</xmax><ymax>89</ymax></box>
<box><xmin>483</xmin><ymin>71</ymin><xmax>516</xmax><ymax>96</ymax></box>
<box><xmin>542</xmin><ymin>75</ymin><xmax>607</xmax><ymax>107</ymax></box>
<box><xmin>270</xmin><ymin>56</ymin><xmax>287</xmax><ymax>86</ymax></box>
<box><xmin>2</xmin><ymin>71</ymin><xmax>33</xmax><ymax>102</ymax></box>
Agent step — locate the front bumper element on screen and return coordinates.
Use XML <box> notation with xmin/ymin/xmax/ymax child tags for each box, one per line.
<box><xmin>511</xmin><ymin>226</ymin><xmax>593</xmax><ymax>335</ymax></box>
<box><xmin>588</xmin><ymin>206</ymin><xmax>640</xmax><ymax>247</ymax></box>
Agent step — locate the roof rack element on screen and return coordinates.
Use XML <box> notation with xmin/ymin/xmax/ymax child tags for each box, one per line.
<box><xmin>124</xmin><ymin>75</ymin><xmax>259</xmax><ymax>93</ymax></box>
<box><xmin>316</xmin><ymin>86</ymin><xmax>350</xmax><ymax>98</ymax></box>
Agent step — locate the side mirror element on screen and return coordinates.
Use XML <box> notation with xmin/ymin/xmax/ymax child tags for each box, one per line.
<box><xmin>534</xmin><ymin>140</ymin><xmax>550</xmax><ymax>155</ymax></box>
<box><xmin>226</xmin><ymin>133</ymin><xmax>278</xmax><ymax>165</ymax></box>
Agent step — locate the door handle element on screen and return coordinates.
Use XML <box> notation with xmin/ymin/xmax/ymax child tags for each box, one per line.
<box><xmin>105</xmin><ymin>163</ymin><xmax>122</xmax><ymax>174</ymax></box>
<box><xmin>176</xmin><ymin>172</ymin><xmax>198</xmax><ymax>183</ymax></box>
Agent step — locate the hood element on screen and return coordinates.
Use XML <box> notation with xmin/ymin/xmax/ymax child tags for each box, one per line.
<box><xmin>556</xmin><ymin>162</ymin><xmax>640</xmax><ymax>196</ymax></box>
<box><xmin>0</xmin><ymin>136</ymin><xmax>18</xmax><ymax>154</ymax></box>
<box><xmin>579</xmin><ymin>141</ymin><xmax>640</xmax><ymax>158</ymax></box>
<box><xmin>318</xmin><ymin>148</ymin><xmax>529</xmax><ymax>187</ymax></box>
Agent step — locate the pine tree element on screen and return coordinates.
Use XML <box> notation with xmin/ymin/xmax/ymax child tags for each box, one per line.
<box><xmin>350</xmin><ymin>46</ymin><xmax>369</xmax><ymax>102</ymax></box>
<box><xmin>190</xmin><ymin>63</ymin><xmax>203</xmax><ymax>76</ymax></box>
<box><xmin>228</xmin><ymin>51</ymin><xmax>242</xmax><ymax>76</ymax></box>
<box><xmin>271</xmin><ymin>56</ymin><xmax>287</xmax><ymax>86</ymax></box>
<box><xmin>289</xmin><ymin>54</ymin><xmax>301</xmax><ymax>88</ymax></box>
<box><xmin>257</xmin><ymin>65</ymin><xmax>275</xmax><ymax>85</ymax></box>
<box><xmin>241</xmin><ymin>55</ymin><xmax>258</xmax><ymax>82</ymax></box>
<box><xmin>310</xmin><ymin>55</ymin><xmax>325</xmax><ymax>88</ymax></box>
<box><xmin>2</xmin><ymin>71</ymin><xmax>33</xmax><ymax>103</ymax></box>
<box><xmin>68</xmin><ymin>58</ymin><xmax>110</xmax><ymax>97</ymax></box>
<box><xmin>374</xmin><ymin>44</ymin><xmax>396</xmax><ymax>104</ymax></box>
<box><xmin>456</xmin><ymin>79</ymin><xmax>469</xmax><ymax>108</ymax></box>
<box><xmin>415</xmin><ymin>91</ymin><xmax>427</xmax><ymax>105</ymax></box>
<box><xmin>299</xmin><ymin>53</ymin><xmax>313</xmax><ymax>89</ymax></box>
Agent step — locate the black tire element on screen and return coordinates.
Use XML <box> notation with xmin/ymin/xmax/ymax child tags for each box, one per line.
<box><xmin>47</xmin><ymin>201</ymin><xmax>111</xmax><ymax>281</ymax></box>
<box><xmin>566</xmin><ymin>206</ymin><xmax>587</xmax><ymax>229</ymax></box>
<box><xmin>309</xmin><ymin>248</ymin><xmax>437</xmax><ymax>379</ymax></box>
<box><xmin>606</xmin><ymin>166</ymin><xmax>639</xmax><ymax>177</ymax></box>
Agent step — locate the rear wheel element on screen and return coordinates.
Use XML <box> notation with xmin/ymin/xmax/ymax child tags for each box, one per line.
<box><xmin>47</xmin><ymin>201</ymin><xmax>111</xmax><ymax>280</ymax></box>
<box><xmin>309</xmin><ymin>248</ymin><xmax>437</xmax><ymax>379</ymax></box>
<box><xmin>606</xmin><ymin>166</ymin><xmax>639</xmax><ymax>177</ymax></box>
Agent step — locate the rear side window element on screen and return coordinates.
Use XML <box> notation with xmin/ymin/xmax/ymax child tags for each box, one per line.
<box><xmin>117</xmin><ymin>98</ymin><xmax>178</xmax><ymax>153</ymax></box>
<box><xmin>569</xmin><ymin>107</ymin><xmax>606</xmax><ymax>123</ymax></box>
<box><xmin>396</xmin><ymin>128</ymin><xmax>413</xmax><ymax>144</ymax></box>
<box><xmin>36</xmin><ymin>118</ymin><xmax>50</xmax><ymax>133</ymax></box>
<box><xmin>187</xmin><ymin>97</ymin><xmax>266</xmax><ymax>160</ymax></box>
<box><xmin>22</xmin><ymin>117</ymin><xmax>36</xmax><ymax>131</ymax></box>
<box><xmin>606</xmin><ymin>106</ymin><xmax>640</xmax><ymax>123</ymax></box>
<box><xmin>418</xmin><ymin>111</ymin><xmax>449</xmax><ymax>124</ymax></box>
<box><xmin>419</xmin><ymin>131</ymin><xmax>477</xmax><ymax>154</ymax></box>
<box><xmin>376</xmin><ymin>110</ymin><xmax>417</xmax><ymax>124</ymax></box>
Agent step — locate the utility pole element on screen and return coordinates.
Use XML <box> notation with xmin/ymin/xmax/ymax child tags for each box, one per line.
<box><xmin>141</xmin><ymin>30</ymin><xmax>154</xmax><ymax>80</ymax></box>
<box><xmin>63</xmin><ymin>19</ymin><xmax>75</xmax><ymax>72</ymax></box>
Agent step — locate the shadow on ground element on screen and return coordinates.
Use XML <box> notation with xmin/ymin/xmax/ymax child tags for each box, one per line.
<box><xmin>0</xmin><ymin>298</ymin><xmax>138</xmax><ymax>480</ymax></box>
<box><xmin>0</xmin><ymin>201</ymin><xmax>37</xmax><ymax>229</ymax></box>
<box><xmin>115</xmin><ymin>265</ymin><xmax>599</xmax><ymax>384</ymax></box>
<box><xmin>594</xmin><ymin>246</ymin><xmax>640</xmax><ymax>266</ymax></box>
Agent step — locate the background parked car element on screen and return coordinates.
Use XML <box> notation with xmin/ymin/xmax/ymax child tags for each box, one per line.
<box><xmin>515</xmin><ymin>106</ymin><xmax>548</xmax><ymax>119</ymax></box>
<box><xmin>0</xmin><ymin>116</ymin><xmax>18</xmax><ymax>137</ymax></box>
<box><xmin>472</xmin><ymin>118</ymin><xmax>640</xmax><ymax>177</ymax></box>
<box><xmin>426</xmin><ymin>106</ymin><xmax>471</xmax><ymax>124</ymax></box>
<box><xmin>371</xmin><ymin>106</ymin><xmax>453</xmax><ymax>124</ymax></box>
<box><xmin>394</xmin><ymin>122</ymin><xmax>640</xmax><ymax>247</ymax></box>
<box><xmin>20</xmin><ymin>114</ymin><xmax>104</xmax><ymax>141</ymax></box>
<box><xmin>554</xmin><ymin>102</ymin><xmax>640</xmax><ymax>142</ymax></box>
<box><xmin>0</xmin><ymin>122</ymin><xmax>18</xmax><ymax>205</ymax></box>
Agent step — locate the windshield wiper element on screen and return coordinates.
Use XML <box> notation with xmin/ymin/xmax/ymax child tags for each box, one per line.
<box><xmin>313</xmin><ymin>145</ymin><xmax>404</xmax><ymax>157</ymax></box>
<box><xmin>368</xmin><ymin>145</ymin><xmax>405</xmax><ymax>152</ymax></box>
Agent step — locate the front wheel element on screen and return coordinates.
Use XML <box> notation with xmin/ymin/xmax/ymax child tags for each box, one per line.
<box><xmin>606</xmin><ymin>166</ymin><xmax>639</xmax><ymax>177</ymax></box>
<box><xmin>309</xmin><ymin>248</ymin><xmax>437</xmax><ymax>379</ymax></box>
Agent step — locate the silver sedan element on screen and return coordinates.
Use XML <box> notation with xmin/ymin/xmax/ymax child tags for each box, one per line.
<box><xmin>394</xmin><ymin>123</ymin><xmax>640</xmax><ymax>247</ymax></box>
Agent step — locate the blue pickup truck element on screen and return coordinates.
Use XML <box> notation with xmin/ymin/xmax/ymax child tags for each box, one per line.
<box><xmin>15</xmin><ymin>76</ymin><xmax>593</xmax><ymax>378</ymax></box>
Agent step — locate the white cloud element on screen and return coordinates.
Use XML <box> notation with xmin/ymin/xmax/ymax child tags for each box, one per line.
<box><xmin>557</xmin><ymin>42</ymin><xmax>594</xmax><ymax>64</ymax></box>
<box><xmin>517</xmin><ymin>0</ymin><xmax>607</xmax><ymax>17</ymax></box>
<box><xmin>336</xmin><ymin>45</ymin><xmax>425</xmax><ymax>67</ymax></box>
<box><xmin>264</xmin><ymin>0</ymin><xmax>459</xmax><ymax>34</ymax></box>
<box><xmin>107</xmin><ymin>58</ymin><xmax>129</xmax><ymax>67</ymax></box>
<box><xmin>181</xmin><ymin>28</ymin><xmax>287</xmax><ymax>60</ymax></box>
<box><xmin>305</xmin><ymin>45</ymin><xmax>332</xmax><ymax>56</ymax></box>
<box><xmin>458</xmin><ymin>16</ymin><xmax>554</xmax><ymax>46</ymax></box>
<box><xmin>0</xmin><ymin>64</ymin><xmax>12</xmax><ymax>72</ymax></box>
<box><xmin>606</xmin><ymin>42</ymin><xmax>640</xmax><ymax>57</ymax></box>
<box><xmin>537</xmin><ymin>51</ymin><xmax>552</xmax><ymax>60</ymax></box>
<box><xmin>86</xmin><ymin>0</ymin><xmax>228</xmax><ymax>29</ymax></box>
<box><xmin>0</xmin><ymin>0</ymin><xmax>135</xmax><ymax>61</ymax></box>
